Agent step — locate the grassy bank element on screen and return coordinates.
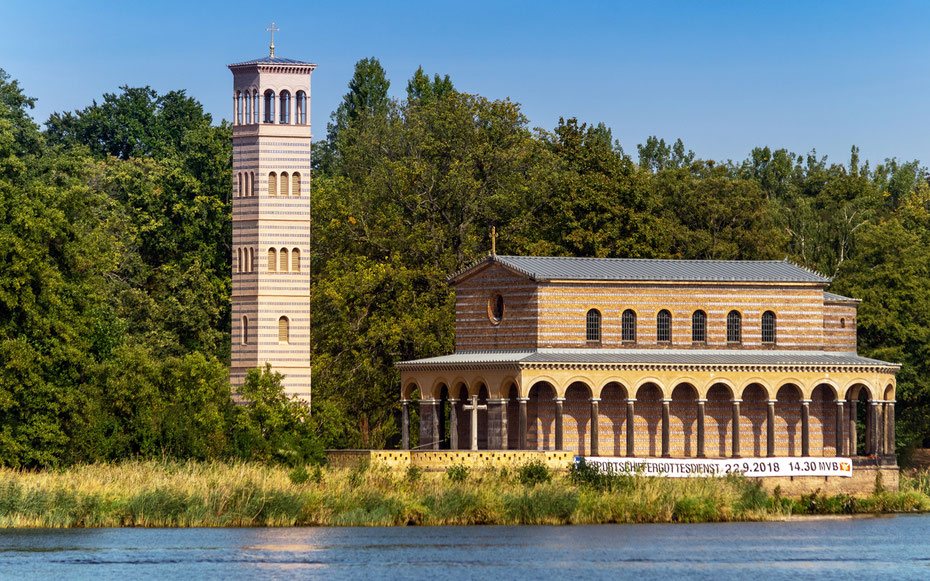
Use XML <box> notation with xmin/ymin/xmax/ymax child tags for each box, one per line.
<box><xmin>0</xmin><ymin>460</ymin><xmax>928</xmax><ymax>527</ymax></box>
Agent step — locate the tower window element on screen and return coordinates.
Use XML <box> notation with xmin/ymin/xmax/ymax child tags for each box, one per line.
<box><xmin>622</xmin><ymin>309</ymin><xmax>637</xmax><ymax>343</ymax></box>
<box><xmin>279</xmin><ymin>91</ymin><xmax>291</xmax><ymax>124</ymax></box>
<box><xmin>292</xmin><ymin>248</ymin><xmax>300</xmax><ymax>272</ymax></box>
<box><xmin>236</xmin><ymin>91</ymin><xmax>242</xmax><ymax>125</ymax></box>
<box><xmin>296</xmin><ymin>91</ymin><xmax>307</xmax><ymax>125</ymax></box>
<box><xmin>657</xmin><ymin>309</ymin><xmax>671</xmax><ymax>342</ymax></box>
<box><xmin>242</xmin><ymin>316</ymin><xmax>249</xmax><ymax>345</ymax></box>
<box><xmin>292</xmin><ymin>172</ymin><xmax>301</xmax><ymax>197</ymax></box>
<box><xmin>727</xmin><ymin>310</ymin><xmax>742</xmax><ymax>343</ymax></box>
<box><xmin>250</xmin><ymin>171</ymin><xmax>256</xmax><ymax>196</ymax></box>
<box><xmin>237</xmin><ymin>172</ymin><xmax>243</xmax><ymax>198</ymax></box>
<box><xmin>279</xmin><ymin>248</ymin><xmax>289</xmax><ymax>272</ymax></box>
<box><xmin>253</xmin><ymin>91</ymin><xmax>259</xmax><ymax>124</ymax></box>
<box><xmin>249</xmin><ymin>247</ymin><xmax>256</xmax><ymax>272</ymax></box>
<box><xmin>268</xmin><ymin>248</ymin><xmax>277</xmax><ymax>272</ymax></box>
<box><xmin>586</xmin><ymin>309</ymin><xmax>601</xmax><ymax>343</ymax></box>
<box><xmin>692</xmin><ymin>310</ymin><xmax>706</xmax><ymax>343</ymax></box>
<box><xmin>280</xmin><ymin>171</ymin><xmax>289</xmax><ymax>196</ymax></box>
<box><xmin>268</xmin><ymin>172</ymin><xmax>277</xmax><ymax>196</ymax></box>
<box><xmin>263</xmin><ymin>90</ymin><xmax>275</xmax><ymax>123</ymax></box>
<box><xmin>762</xmin><ymin>311</ymin><xmax>776</xmax><ymax>344</ymax></box>
<box><xmin>840</xmin><ymin>318</ymin><xmax>846</xmax><ymax>328</ymax></box>
<box><xmin>237</xmin><ymin>248</ymin><xmax>242</xmax><ymax>273</ymax></box>
<box><xmin>278</xmin><ymin>316</ymin><xmax>290</xmax><ymax>343</ymax></box>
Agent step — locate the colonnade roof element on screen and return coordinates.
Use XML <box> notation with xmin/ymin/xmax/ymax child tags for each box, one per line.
<box><xmin>396</xmin><ymin>348</ymin><xmax>897</xmax><ymax>368</ymax></box>
<box><xmin>228</xmin><ymin>56</ymin><xmax>316</xmax><ymax>68</ymax></box>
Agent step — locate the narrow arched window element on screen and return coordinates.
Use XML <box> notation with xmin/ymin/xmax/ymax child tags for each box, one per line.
<box><xmin>248</xmin><ymin>171</ymin><xmax>254</xmax><ymax>196</ymax></box>
<box><xmin>236</xmin><ymin>91</ymin><xmax>242</xmax><ymax>125</ymax></box>
<box><xmin>279</xmin><ymin>248</ymin><xmax>289</xmax><ymax>272</ymax></box>
<box><xmin>268</xmin><ymin>248</ymin><xmax>277</xmax><ymax>272</ymax></box>
<box><xmin>692</xmin><ymin>310</ymin><xmax>706</xmax><ymax>343</ymax></box>
<box><xmin>279</xmin><ymin>90</ymin><xmax>291</xmax><ymax>124</ymax></box>
<box><xmin>268</xmin><ymin>172</ymin><xmax>277</xmax><ymax>196</ymax></box>
<box><xmin>657</xmin><ymin>309</ymin><xmax>671</xmax><ymax>342</ymax></box>
<box><xmin>586</xmin><ymin>309</ymin><xmax>601</xmax><ymax>342</ymax></box>
<box><xmin>622</xmin><ymin>309</ymin><xmax>637</xmax><ymax>343</ymax></box>
<box><xmin>280</xmin><ymin>171</ymin><xmax>289</xmax><ymax>196</ymax></box>
<box><xmin>237</xmin><ymin>172</ymin><xmax>243</xmax><ymax>198</ymax></box>
<box><xmin>249</xmin><ymin>247</ymin><xmax>256</xmax><ymax>272</ymax></box>
<box><xmin>292</xmin><ymin>172</ymin><xmax>301</xmax><ymax>196</ymax></box>
<box><xmin>292</xmin><ymin>248</ymin><xmax>300</xmax><ymax>272</ymax></box>
<box><xmin>237</xmin><ymin>248</ymin><xmax>242</xmax><ymax>273</ymax></box>
<box><xmin>253</xmin><ymin>91</ymin><xmax>260</xmax><ymax>124</ymax></box>
<box><xmin>278</xmin><ymin>316</ymin><xmax>289</xmax><ymax>343</ymax></box>
<box><xmin>727</xmin><ymin>310</ymin><xmax>742</xmax><ymax>343</ymax></box>
<box><xmin>245</xmin><ymin>91</ymin><xmax>251</xmax><ymax>124</ymax></box>
<box><xmin>263</xmin><ymin>89</ymin><xmax>275</xmax><ymax>123</ymax></box>
<box><xmin>762</xmin><ymin>311</ymin><xmax>776</xmax><ymax>344</ymax></box>
<box><xmin>244</xmin><ymin>172</ymin><xmax>250</xmax><ymax>198</ymax></box>
<box><xmin>242</xmin><ymin>316</ymin><xmax>249</xmax><ymax>345</ymax></box>
<box><xmin>296</xmin><ymin>91</ymin><xmax>307</xmax><ymax>124</ymax></box>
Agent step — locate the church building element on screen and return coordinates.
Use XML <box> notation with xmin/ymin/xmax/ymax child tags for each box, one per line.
<box><xmin>398</xmin><ymin>252</ymin><xmax>899</xmax><ymax>463</ymax></box>
<box><xmin>228</xmin><ymin>31</ymin><xmax>315</xmax><ymax>401</ymax></box>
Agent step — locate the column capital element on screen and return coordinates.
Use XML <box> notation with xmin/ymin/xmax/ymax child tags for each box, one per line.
<box><xmin>401</xmin><ymin>399</ymin><xmax>410</xmax><ymax>404</ymax></box>
<box><xmin>801</xmin><ymin>399</ymin><xmax>812</xmax><ymax>405</ymax></box>
<box><xmin>626</xmin><ymin>398</ymin><xmax>637</xmax><ymax>404</ymax></box>
<box><xmin>590</xmin><ymin>398</ymin><xmax>601</xmax><ymax>403</ymax></box>
<box><xmin>661</xmin><ymin>398</ymin><xmax>672</xmax><ymax>404</ymax></box>
<box><xmin>448</xmin><ymin>400</ymin><xmax>458</xmax><ymax>407</ymax></box>
<box><xmin>517</xmin><ymin>397</ymin><xmax>530</xmax><ymax>403</ymax></box>
<box><xmin>869</xmin><ymin>400</ymin><xmax>881</xmax><ymax>407</ymax></box>
<box><xmin>487</xmin><ymin>398</ymin><xmax>508</xmax><ymax>404</ymax></box>
<box><xmin>697</xmin><ymin>398</ymin><xmax>708</xmax><ymax>404</ymax></box>
<box><xmin>554</xmin><ymin>398</ymin><xmax>565</xmax><ymax>403</ymax></box>
<box><xmin>767</xmin><ymin>399</ymin><xmax>778</xmax><ymax>405</ymax></box>
<box><xmin>731</xmin><ymin>399</ymin><xmax>742</xmax><ymax>404</ymax></box>
<box><xmin>835</xmin><ymin>399</ymin><xmax>846</xmax><ymax>406</ymax></box>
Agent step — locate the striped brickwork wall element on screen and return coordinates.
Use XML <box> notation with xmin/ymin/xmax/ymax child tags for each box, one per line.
<box><xmin>230</xmin><ymin>65</ymin><xmax>313</xmax><ymax>402</ymax></box>
<box><xmin>811</xmin><ymin>385</ymin><xmax>837</xmax><ymax>456</ymax></box>
<box><xmin>705</xmin><ymin>385</ymin><xmax>734</xmax><ymax>457</ymax></box>
<box><xmin>634</xmin><ymin>385</ymin><xmax>663</xmax><ymax>457</ymax></box>
<box><xmin>670</xmin><ymin>386</ymin><xmax>699</xmax><ymax>457</ymax></box>
<box><xmin>774</xmin><ymin>386</ymin><xmax>802</xmax><ymax>456</ymax></box>
<box><xmin>823</xmin><ymin>301</ymin><xmax>857</xmax><ymax>351</ymax></box>
<box><xmin>455</xmin><ymin>263</ymin><xmax>539</xmax><ymax>351</ymax></box>
<box><xmin>535</xmin><ymin>282</ymin><xmax>827</xmax><ymax>350</ymax></box>
<box><xmin>740</xmin><ymin>384</ymin><xmax>769</xmax><ymax>457</ymax></box>
<box><xmin>563</xmin><ymin>385</ymin><xmax>591</xmax><ymax>455</ymax></box>
<box><xmin>597</xmin><ymin>384</ymin><xmax>627</xmax><ymax>456</ymax></box>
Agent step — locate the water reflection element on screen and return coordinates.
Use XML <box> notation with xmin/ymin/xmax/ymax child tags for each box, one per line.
<box><xmin>0</xmin><ymin>516</ymin><xmax>928</xmax><ymax>580</ymax></box>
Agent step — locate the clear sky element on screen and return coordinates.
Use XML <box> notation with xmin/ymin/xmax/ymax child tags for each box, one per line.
<box><xmin>2</xmin><ymin>0</ymin><xmax>928</xmax><ymax>167</ymax></box>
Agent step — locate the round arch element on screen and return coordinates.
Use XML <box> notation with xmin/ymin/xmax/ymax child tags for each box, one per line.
<box><xmin>700</xmin><ymin>378</ymin><xmax>735</xmax><ymax>400</ymax></box>
<box><xmin>884</xmin><ymin>384</ymin><xmax>895</xmax><ymax>401</ymax></box>
<box><xmin>562</xmin><ymin>378</ymin><xmax>594</xmax><ymax>399</ymax></box>
<box><xmin>737</xmin><ymin>378</ymin><xmax>773</xmax><ymax>400</ymax></box>
<box><xmin>468</xmin><ymin>376</ymin><xmax>489</xmax><ymax>397</ymax></box>
<box><xmin>634</xmin><ymin>377</ymin><xmax>667</xmax><ymax>399</ymax></box>
<box><xmin>402</xmin><ymin>380</ymin><xmax>422</xmax><ymax>401</ymax></box>
<box><xmin>525</xmin><ymin>375</ymin><xmax>560</xmax><ymax>398</ymax></box>
<box><xmin>594</xmin><ymin>377</ymin><xmax>630</xmax><ymax>400</ymax></box>
<box><xmin>842</xmin><ymin>381</ymin><xmax>875</xmax><ymax>401</ymax></box>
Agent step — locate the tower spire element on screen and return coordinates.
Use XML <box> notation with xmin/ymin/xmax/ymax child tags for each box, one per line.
<box><xmin>266</xmin><ymin>21</ymin><xmax>279</xmax><ymax>58</ymax></box>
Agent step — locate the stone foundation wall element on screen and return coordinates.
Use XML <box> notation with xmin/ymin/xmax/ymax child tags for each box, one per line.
<box><xmin>325</xmin><ymin>450</ymin><xmax>897</xmax><ymax>496</ymax></box>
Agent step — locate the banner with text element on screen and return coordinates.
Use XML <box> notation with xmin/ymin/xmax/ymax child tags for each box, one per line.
<box><xmin>576</xmin><ymin>456</ymin><xmax>854</xmax><ymax>478</ymax></box>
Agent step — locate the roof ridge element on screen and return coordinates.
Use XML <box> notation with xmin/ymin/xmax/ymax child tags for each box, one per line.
<box><xmin>499</xmin><ymin>255</ymin><xmax>798</xmax><ymax>264</ymax></box>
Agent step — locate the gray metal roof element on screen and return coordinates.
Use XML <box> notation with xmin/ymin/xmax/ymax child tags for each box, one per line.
<box><xmin>228</xmin><ymin>56</ymin><xmax>316</xmax><ymax>67</ymax></box>
<box><xmin>824</xmin><ymin>291</ymin><xmax>860</xmax><ymax>303</ymax></box>
<box><xmin>397</xmin><ymin>348</ymin><xmax>896</xmax><ymax>368</ymax></box>
<box><xmin>451</xmin><ymin>255</ymin><xmax>830</xmax><ymax>284</ymax></box>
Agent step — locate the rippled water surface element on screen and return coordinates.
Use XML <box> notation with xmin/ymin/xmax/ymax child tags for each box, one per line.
<box><xmin>2</xmin><ymin>515</ymin><xmax>929</xmax><ymax>580</ymax></box>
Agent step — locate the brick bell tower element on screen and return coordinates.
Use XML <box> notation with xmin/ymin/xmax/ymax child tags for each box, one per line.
<box><xmin>228</xmin><ymin>25</ymin><xmax>315</xmax><ymax>401</ymax></box>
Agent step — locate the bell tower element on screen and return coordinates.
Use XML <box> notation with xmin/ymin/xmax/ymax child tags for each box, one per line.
<box><xmin>228</xmin><ymin>32</ymin><xmax>316</xmax><ymax>401</ymax></box>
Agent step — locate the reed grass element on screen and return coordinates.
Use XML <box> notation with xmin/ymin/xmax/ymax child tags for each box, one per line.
<box><xmin>0</xmin><ymin>460</ymin><xmax>926</xmax><ymax>527</ymax></box>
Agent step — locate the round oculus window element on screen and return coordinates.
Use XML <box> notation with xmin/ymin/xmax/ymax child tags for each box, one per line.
<box><xmin>490</xmin><ymin>294</ymin><xmax>504</xmax><ymax>323</ymax></box>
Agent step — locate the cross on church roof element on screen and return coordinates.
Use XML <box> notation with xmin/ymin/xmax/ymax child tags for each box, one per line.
<box><xmin>266</xmin><ymin>22</ymin><xmax>280</xmax><ymax>58</ymax></box>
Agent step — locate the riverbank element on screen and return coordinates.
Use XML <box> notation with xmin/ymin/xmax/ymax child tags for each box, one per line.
<box><xmin>0</xmin><ymin>460</ymin><xmax>927</xmax><ymax>527</ymax></box>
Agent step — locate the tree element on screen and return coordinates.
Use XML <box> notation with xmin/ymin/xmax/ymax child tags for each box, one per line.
<box><xmin>406</xmin><ymin>66</ymin><xmax>454</xmax><ymax>104</ymax></box>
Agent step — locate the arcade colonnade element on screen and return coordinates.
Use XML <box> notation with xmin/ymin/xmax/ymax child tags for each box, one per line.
<box><xmin>400</xmin><ymin>365</ymin><xmax>897</xmax><ymax>460</ymax></box>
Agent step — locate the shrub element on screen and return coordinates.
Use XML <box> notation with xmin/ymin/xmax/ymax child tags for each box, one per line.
<box><xmin>517</xmin><ymin>461</ymin><xmax>551</xmax><ymax>487</ymax></box>
<box><xmin>405</xmin><ymin>465</ymin><xmax>422</xmax><ymax>483</ymax></box>
<box><xmin>445</xmin><ymin>464</ymin><xmax>469</xmax><ymax>483</ymax></box>
<box><xmin>288</xmin><ymin>465</ymin><xmax>309</xmax><ymax>485</ymax></box>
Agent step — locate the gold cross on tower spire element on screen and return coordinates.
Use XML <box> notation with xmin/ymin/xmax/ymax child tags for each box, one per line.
<box><xmin>266</xmin><ymin>22</ymin><xmax>279</xmax><ymax>58</ymax></box>
<box><xmin>490</xmin><ymin>226</ymin><xmax>497</xmax><ymax>256</ymax></box>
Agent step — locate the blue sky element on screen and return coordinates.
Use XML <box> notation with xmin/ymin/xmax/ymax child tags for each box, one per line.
<box><xmin>2</xmin><ymin>0</ymin><xmax>928</xmax><ymax>166</ymax></box>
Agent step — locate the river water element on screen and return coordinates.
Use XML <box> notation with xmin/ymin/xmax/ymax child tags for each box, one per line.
<box><xmin>2</xmin><ymin>515</ymin><xmax>928</xmax><ymax>580</ymax></box>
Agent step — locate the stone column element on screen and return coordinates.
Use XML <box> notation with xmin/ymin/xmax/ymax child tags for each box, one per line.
<box><xmin>848</xmin><ymin>399</ymin><xmax>858</xmax><ymax>456</ymax></box>
<box><xmin>868</xmin><ymin>401</ymin><xmax>880</xmax><ymax>456</ymax></box>
<box><xmin>449</xmin><ymin>401</ymin><xmax>458</xmax><ymax>450</ymax></box>
<box><xmin>518</xmin><ymin>398</ymin><xmax>528</xmax><ymax>450</ymax></box>
<box><xmin>401</xmin><ymin>400</ymin><xmax>410</xmax><ymax>450</ymax></box>
<box><xmin>418</xmin><ymin>400</ymin><xmax>436</xmax><ymax>450</ymax></box>
<box><xmin>801</xmin><ymin>399</ymin><xmax>811</xmax><ymax>457</ymax></box>
<box><xmin>554</xmin><ymin>398</ymin><xmax>564</xmax><ymax>451</ymax></box>
<box><xmin>885</xmin><ymin>401</ymin><xmax>897</xmax><ymax>454</ymax></box>
<box><xmin>431</xmin><ymin>400</ymin><xmax>441</xmax><ymax>450</ymax></box>
<box><xmin>696</xmin><ymin>399</ymin><xmax>706</xmax><ymax>458</ymax></box>
<box><xmin>661</xmin><ymin>399</ymin><xmax>671</xmax><ymax>458</ymax></box>
<box><xmin>835</xmin><ymin>400</ymin><xmax>845</xmax><ymax>456</ymax></box>
<box><xmin>766</xmin><ymin>400</ymin><xmax>776</xmax><ymax>457</ymax></box>
<box><xmin>487</xmin><ymin>399</ymin><xmax>507</xmax><ymax>450</ymax></box>
<box><xmin>626</xmin><ymin>399</ymin><xmax>636</xmax><ymax>457</ymax></box>
<box><xmin>590</xmin><ymin>398</ymin><xmax>600</xmax><ymax>456</ymax></box>
<box><xmin>731</xmin><ymin>399</ymin><xmax>741</xmax><ymax>458</ymax></box>
<box><xmin>877</xmin><ymin>401</ymin><xmax>885</xmax><ymax>456</ymax></box>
